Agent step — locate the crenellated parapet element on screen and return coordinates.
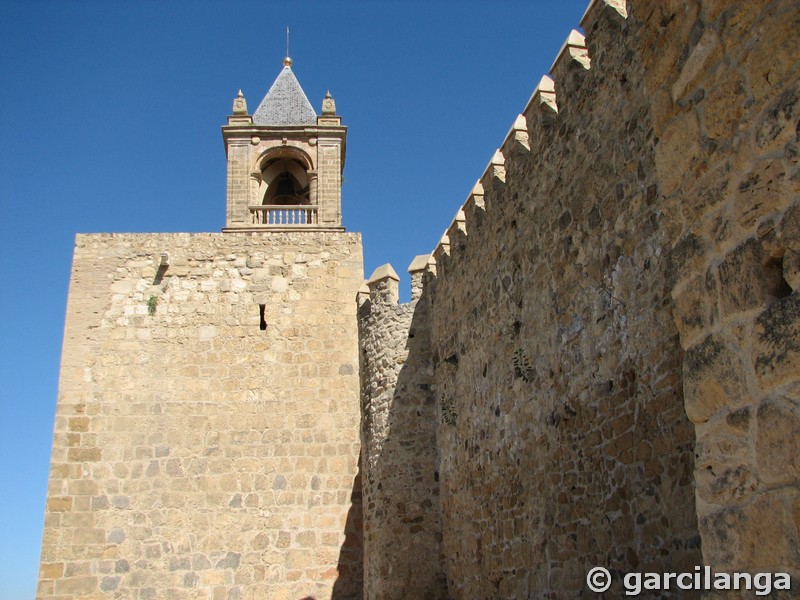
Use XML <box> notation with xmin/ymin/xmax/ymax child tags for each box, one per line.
<box><xmin>549</xmin><ymin>29</ymin><xmax>591</xmax><ymax>91</ymax></box>
<box><xmin>408</xmin><ymin>254</ymin><xmax>432</xmax><ymax>301</ymax></box>
<box><xmin>431</xmin><ymin>9</ymin><xmax>684</xmax><ymax>597</ymax></box>
<box><xmin>419</xmin><ymin>0</ymin><xmax>667</xmax><ymax>299</ymax></box>
<box><xmin>424</xmin><ymin>23</ymin><xmax>595</xmax><ymax>285</ymax></box>
<box><xmin>365</xmin><ymin>263</ymin><xmax>400</xmax><ymax>306</ymax></box>
<box><xmin>523</xmin><ymin>75</ymin><xmax>558</xmax><ymax>127</ymax></box>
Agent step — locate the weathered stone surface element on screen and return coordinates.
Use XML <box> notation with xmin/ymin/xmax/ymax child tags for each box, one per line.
<box><xmin>666</xmin><ymin>232</ymin><xmax>708</xmax><ymax>290</ymax></box>
<box><xmin>683</xmin><ymin>334</ymin><xmax>750</xmax><ymax>424</ymax></box>
<box><xmin>358</xmin><ymin>0</ymin><xmax>800</xmax><ymax>594</ymax></box>
<box><xmin>694</xmin><ymin>415</ymin><xmax>757</xmax><ymax>506</ymax></box>
<box><xmin>358</xmin><ymin>267</ymin><xmax>446</xmax><ymax>600</ymax></box>
<box><xmin>700</xmin><ymin>492</ymin><xmax>800</xmax><ymax>572</ymax></box>
<box><xmin>702</xmin><ymin>73</ymin><xmax>746</xmax><ymax>141</ymax></box>
<box><xmin>640</xmin><ymin>0</ymin><xmax>800</xmax><ymax>578</ymax></box>
<box><xmin>672</xmin><ymin>271</ymin><xmax>719</xmax><ymax>348</ymax></box>
<box><xmin>753</xmin><ymin>294</ymin><xmax>800</xmax><ymax>390</ymax></box>
<box><xmin>655</xmin><ymin>110</ymin><xmax>704</xmax><ymax>196</ymax></box>
<box><xmin>733</xmin><ymin>159</ymin><xmax>795</xmax><ymax>229</ymax></box>
<box><xmin>717</xmin><ymin>238</ymin><xmax>785</xmax><ymax>316</ymax></box>
<box><xmin>100</xmin><ymin>576</ymin><xmax>120</xmax><ymax>592</ymax></box>
<box><xmin>54</xmin><ymin>576</ymin><xmax>97</xmax><ymax>595</ymax></box>
<box><xmin>779</xmin><ymin>202</ymin><xmax>800</xmax><ymax>290</ymax></box>
<box><xmin>38</xmin><ymin>232</ymin><xmax>363</xmax><ymax>599</ymax></box>
<box><xmin>756</xmin><ymin>388</ymin><xmax>800</xmax><ymax>486</ymax></box>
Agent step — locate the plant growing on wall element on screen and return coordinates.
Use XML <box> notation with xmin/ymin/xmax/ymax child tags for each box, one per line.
<box><xmin>147</xmin><ymin>295</ymin><xmax>158</xmax><ymax>316</ymax></box>
<box><xmin>440</xmin><ymin>396</ymin><xmax>457</xmax><ymax>425</ymax></box>
<box><xmin>513</xmin><ymin>348</ymin><xmax>533</xmax><ymax>382</ymax></box>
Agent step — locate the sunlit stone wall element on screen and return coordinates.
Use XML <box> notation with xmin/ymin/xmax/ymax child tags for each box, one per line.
<box><xmin>38</xmin><ymin>231</ymin><xmax>364</xmax><ymax>600</ymax></box>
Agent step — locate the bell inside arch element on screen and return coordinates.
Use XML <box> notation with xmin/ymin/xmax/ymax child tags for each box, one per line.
<box><xmin>273</xmin><ymin>173</ymin><xmax>298</xmax><ymax>203</ymax></box>
<box><xmin>268</xmin><ymin>172</ymin><xmax>305</xmax><ymax>204</ymax></box>
<box><xmin>261</xmin><ymin>158</ymin><xmax>311</xmax><ymax>207</ymax></box>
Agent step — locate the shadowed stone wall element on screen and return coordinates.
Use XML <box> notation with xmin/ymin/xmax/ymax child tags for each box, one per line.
<box><xmin>358</xmin><ymin>269</ymin><xmax>447</xmax><ymax>600</ymax></box>
<box><xmin>359</xmin><ymin>0</ymin><xmax>799</xmax><ymax>597</ymax></box>
<box><xmin>428</xmin><ymin>2</ymin><xmax>700</xmax><ymax>596</ymax></box>
<box><xmin>38</xmin><ymin>232</ymin><xmax>363</xmax><ymax>600</ymax></box>
<box><xmin>640</xmin><ymin>0</ymin><xmax>800</xmax><ymax>579</ymax></box>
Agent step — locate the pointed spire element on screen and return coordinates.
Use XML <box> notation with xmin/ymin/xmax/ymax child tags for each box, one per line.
<box><xmin>253</xmin><ymin>59</ymin><xmax>317</xmax><ymax>125</ymax></box>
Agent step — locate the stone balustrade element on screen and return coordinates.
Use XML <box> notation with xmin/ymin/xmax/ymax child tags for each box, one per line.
<box><xmin>249</xmin><ymin>204</ymin><xmax>319</xmax><ymax>225</ymax></box>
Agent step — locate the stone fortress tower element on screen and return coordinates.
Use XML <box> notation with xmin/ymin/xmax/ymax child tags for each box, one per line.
<box><xmin>37</xmin><ymin>58</ymin><xmax>364</xmax><ymax>599</ymax></box>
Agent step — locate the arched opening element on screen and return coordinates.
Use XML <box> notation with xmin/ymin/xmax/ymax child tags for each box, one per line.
<box><xmin>253</xmin><ymin>155</ymin><xmax>317</xmax><ymax>226</ymax></box>
<box><xmin>261</xmin><ymin>158</ymin><xmax>310</xmax><ymax>206</ymax></box>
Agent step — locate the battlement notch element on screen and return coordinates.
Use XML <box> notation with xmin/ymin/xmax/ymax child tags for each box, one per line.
<box><xmin>366</xmin><ymin>264</ymin><xmax>400</xmax><ymax>305</ymax></box>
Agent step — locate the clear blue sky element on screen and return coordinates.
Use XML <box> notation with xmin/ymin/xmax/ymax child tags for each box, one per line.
<box><xmin>0</xmin><ymin>1</ymin><xmax>589</xmax><ymax>597</ymax></box>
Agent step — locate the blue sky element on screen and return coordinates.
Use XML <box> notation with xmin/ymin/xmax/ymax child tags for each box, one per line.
<box><xmin>0</xmin><ymin>1</ymin><xmax>589</xmax><ymax>597</ymax></box>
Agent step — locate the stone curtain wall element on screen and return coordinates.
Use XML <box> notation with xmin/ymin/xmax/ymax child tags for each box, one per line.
<box><xmin>39</xmin><ymin>232</ymin><xmax>363</xmax><ymax>600</ymax></box>
<box><xmin>357</xmin><ymin>273</ymin><xmax>447</xmax><ymax>599</ymax></box>
<box><xmin>360</xmin><ymin>0</ymin><xmax>799</xmax><ymax>597</ymax></box>
<box><xmin>639</xmin><ymin>0</ymin><xmax>800</xmax><ymax>577</ymax></box>
<box><xmin>429</xmin><ymin>2</ymin><xmax>700</xmax><ymax>597</ymax></box>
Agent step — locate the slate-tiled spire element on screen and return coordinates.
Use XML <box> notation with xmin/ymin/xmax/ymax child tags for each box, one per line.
<box><xmin>252</xmin><ymin>57</ymin><xmax>317</xmax><ymax>126</ymax></box>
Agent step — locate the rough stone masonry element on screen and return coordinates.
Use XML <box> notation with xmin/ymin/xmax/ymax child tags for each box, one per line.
<box><xmin>39</xmin><ymin>233</ymin><xmax>364</xmax><ymax>600</ymax></box>
<box><xmin>359</xmin><ymin>0</ymin><xmax>799</xmax><ymax>598</ymax></box>
<box><xmin>39</xmin><ymin>0</ymin><xmax>799</xmax><ymax>599</ymax></box>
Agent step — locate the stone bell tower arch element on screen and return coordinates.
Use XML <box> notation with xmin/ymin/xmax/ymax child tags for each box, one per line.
<box><xmin>222</xmin><ymin>57</ymin><xmax>346</xmax><ymax>231</ymax></box>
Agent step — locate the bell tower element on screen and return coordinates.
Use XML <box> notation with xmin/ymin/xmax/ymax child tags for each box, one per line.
<box><xmin>222</xmin><ymin>56</ymin><xmax>346</xmax><ymax>231</ymax></box>
<box><xmin>38</xmin><ymin>43</ymin><xmax>365</xmax><ymax>598</ymax></box>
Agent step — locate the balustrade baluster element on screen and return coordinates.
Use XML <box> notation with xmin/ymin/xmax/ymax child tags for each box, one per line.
<box><xmin>248</xmin><ymin>205</ymin><xmax>319</xmax><ymax>226</ymax></box>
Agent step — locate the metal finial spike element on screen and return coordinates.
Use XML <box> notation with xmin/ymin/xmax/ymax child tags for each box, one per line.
<box><xmin>283</xmin><ymin>27</ymin><xmax>292</xmax><ymax>67</ymax></box>
<box><xmin>237</xmin><ymin>89</ymin><xmax>243</xmax><ymax>98</ymax></box>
